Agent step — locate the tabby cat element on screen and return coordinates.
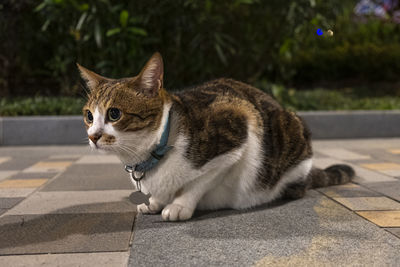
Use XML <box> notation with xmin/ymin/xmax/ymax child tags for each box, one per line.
<box><xmin>78</xmin><ymin>52</ymin><xmax>355</xmax><ymax>221</ymax></box>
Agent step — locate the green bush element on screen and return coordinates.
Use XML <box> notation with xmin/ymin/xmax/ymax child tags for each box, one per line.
<box><xmin>0</xmin><ymin>0</ymin><xmax>342</xmax><ymax>97</ymax></box>
<box><xmin>0</xmin><ymin>97</ymin><xmax>86</xmax><ymax>116</ymax></box>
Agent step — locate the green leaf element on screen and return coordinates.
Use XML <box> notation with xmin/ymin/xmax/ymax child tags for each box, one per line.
<box><xmin>127</xmin><ymin>27</ymin><xmax>147</xmax><ymax>36</ymax></box>
<box><xmin>106</xmin><ymin>28</ymin><xmax>121</xmax><ymax>37</ymax></box>
<box><xmin>34</xmin><ymin>2</ymin><xmax>47</xmax><ymax>12</ymax></box>
<box><xmin>94</xmin><ymin>20</ymin><xmax>102</xmax><ymax>47</ymax></box>
<box><xmin>41</xmin><ymin>19</ymin><xmax>51</xmax><ymax>31</ymax></box>
<box><xmin>215</xmin><ymin>43</ymin><xmax>227</xmax><ymax>65</ymax></box>
<box><xmin>76</xmin><ymin>12</ymin><xmax>87</xmax><ymax>30</ymax></box>
<box><xmin>120</xmin><ymin>10</ymin><xmax>129</xmax><ymax>28</ymax></box>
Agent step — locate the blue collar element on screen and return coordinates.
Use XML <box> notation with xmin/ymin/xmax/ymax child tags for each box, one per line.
<box><xmin>131</xmin><ymin>109</ymin><xmax>173</xmax><ymax>174</ymax></box>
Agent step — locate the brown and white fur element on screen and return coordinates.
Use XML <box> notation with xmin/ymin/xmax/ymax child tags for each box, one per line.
<box><xmin>79</xmin><ymin>53</ymin><xmax>355</xmax><ymax>221</ymax></box>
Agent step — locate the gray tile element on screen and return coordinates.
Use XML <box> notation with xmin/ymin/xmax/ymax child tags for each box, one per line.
<box><xmin>364</xmin><ymin>181</ymin><xmax>400</xmax><ymax>202</ymax></box>
<box><xmin>42</xmin><ymin>164</ymin><xmax>131</xmax><ymax>191</ymax></box>
<box><xmin>386</xmin><ymin>228</ymin><xmax>400</xmax><ymax>239</ymax></box>
<box><xmin>0</xmin><ymin>252</ymin><xmax>130</xmax><ymax>267</ymax></box>
<box><xmin>8</xmin><ymin>172</ymin><xmax>56</xmax><ymax>180</ymax></box>
<box><xmin>317</xmin><ymin>183</ymin><xmax>382</xmax><ymax>198</ymax></box>
<box><xmin>7</xmin><ymin>191</ymin><xmax>135</xmax><ymax>215</ymax></box>
<box><xmin>0</xmin><ymin>212</ymin><xmax>135</xmax><ymax>255</ymax></box>
<box><xmin>0</xmin><ymin>198</ymin><xmax>24</xmax><ymax>209</ymax></box>
<box><xmin>0</xmin><ymin>158</ymin><xmax>46</xmax><ymax>171</ymax></box>
<box><xmin>129</xmin><ymin>191</ymin><xmax>400</xmax><ymax>266</ymax></box>
<box><xmin>353</xmin><ymin>148</ymin><xmax>400</xmax><ymax>164</ymax></box>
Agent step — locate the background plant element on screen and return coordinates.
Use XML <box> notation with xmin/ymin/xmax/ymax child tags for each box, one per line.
<box><xmin>1</xmin><ymin>0</ymin><xmax>349</xmax><ymax>97</ymax></box>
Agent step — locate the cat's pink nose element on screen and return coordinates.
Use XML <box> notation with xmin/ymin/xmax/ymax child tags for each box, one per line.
<box><xmin>88</xmin><ymin>134</ymin><xmax>102</xmax><ymax>144</ymax></box>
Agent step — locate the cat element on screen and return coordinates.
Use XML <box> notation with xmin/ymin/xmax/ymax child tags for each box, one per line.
<box><xmin>78</xmin><ymin>52</ymin><xmax>355</xmax><ymax>221</ymax></box>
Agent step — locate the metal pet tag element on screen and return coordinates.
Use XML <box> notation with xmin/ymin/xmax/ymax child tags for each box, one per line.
<box><xmin>129</xmin><ymin>191</ymin><xmax>151</xmax><ymax>206</ymax></box>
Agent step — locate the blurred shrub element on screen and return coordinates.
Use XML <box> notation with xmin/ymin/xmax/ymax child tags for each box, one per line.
<box><xmin>0</xmin><ymin>96</ymin><xmax>86</xmax><ymax>116</ymax></box>
<box><xmin>0</xmin><ymin>0</ymin><xmax>342</xmax><ymax>97</ymax></box>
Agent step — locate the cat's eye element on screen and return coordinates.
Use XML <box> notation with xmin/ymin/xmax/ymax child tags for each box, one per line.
<box><xmin>108</xmin><ymin>108</ymin><xmax>121</xmax><ymax>122</ymax></box>
<box><xmin>86</xmin><ymin>110</ymin><xmax>93</xmax><ymax>123</ymax></box>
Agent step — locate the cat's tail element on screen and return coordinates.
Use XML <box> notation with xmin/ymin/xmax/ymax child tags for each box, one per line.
<box><xmin>308</xmin><ymin>164</ymin><xmax>355</xmax><ymax>189</ymax></box>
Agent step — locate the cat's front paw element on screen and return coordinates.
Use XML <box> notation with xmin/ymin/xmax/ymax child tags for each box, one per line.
<box><xmin>136</xmin><ymin>198</ymin><xmax>162</xmax><ymax>214</ymax></box>
<box><xmin>161</xmin><ymin>203</ymin><xmax>194</xmax><ymax>221</ymax></box>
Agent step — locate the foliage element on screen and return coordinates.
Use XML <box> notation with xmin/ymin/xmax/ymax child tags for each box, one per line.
<box><xmin>0</xmin><ymin>96</ymin><xmax>86</xmax><ymax>116</ymax></box>
<box><xmin>2</xmin><ymin>87</ymin><xmax>400</xmax><ymax>116</ymax></box>
<box><xmin>1</xmin><ymin>0</ymin><xmax>343</xmax><ymax>97</ymax></box>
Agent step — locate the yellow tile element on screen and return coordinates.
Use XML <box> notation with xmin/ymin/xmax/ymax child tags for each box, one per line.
<box><xmin>23</xmin><ymin>161</ymin><xmax>72</xmax><ymax>173</ymax></box>
<box><xmin>0</xmin><ymin>157</ymin><xmax>11</xmax><ymax>165</ymax></box>
<box><xmin>361</xmin><ymin>163</ymin><xmax>400</xmax><ymax>171</ymax></box>
<box><xmin>357</xmin><ymin>211</ymin><xmax>400</xmax><ymax>227</ymax></box>
<box><xmin>0</xmin><ymin>179</ymin><xmax>48</xmax><ymax>188</ymax></box>
<box><xmin>389</xmin><ymin>149</ymin><xmax>400</xmax><ymax>154</ymax></box>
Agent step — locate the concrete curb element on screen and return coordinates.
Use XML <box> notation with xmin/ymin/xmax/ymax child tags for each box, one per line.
<box><xmin>0</xmin><ymin>111</ymin><xmax>399</xmax><ymax>146</ymax></box>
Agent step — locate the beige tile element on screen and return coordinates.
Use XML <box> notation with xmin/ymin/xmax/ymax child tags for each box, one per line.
<box><xmin>312</xmin><ymin>157</ymin><xmax>397</xmax><ymax>184</ymax></box>
<box><xmin>0</xmin><ymin>251</ymin><xmax>129</xmax><ymax>267</ymax></box>
<box><xmin>0</xmin><ymin>171</ymin><xmax>18</xmax><ymax>181</ymax></box>
<box><xmin>361</xmin><ymin>163</ymin><xmax>400</xmax><ymax>171</ymax></box>
<box><xmin>380</xmin><ymin>170</ymin><xmax>400</xmax><ymax>177</ymax></box>
<box><xmin>75</xmin><ymin>155</ymin><xmax>121</xmax><ymax>164</ymax></box>
<box><xmin>352</xmin><ymin>164</ymin><xmax>397</xmax><ymax>184</ymax></box>
<box><xmin>320</xmin><ymin>148</ymin><xmax>371</xmax><ymax>160</ymax></box>
<box><xmin>357</xmin><ymin>211</ymin><xmax>400</xmax><ymax>227</ymax></box>
<box><xmin>6</xmin><ymin>190</ymin><xmax>134</xmax><ymax>215</ymax></box>
<box><xmin>0</xmin><ymin>188</ymin><xmax>36</xmax><ymax>198</ymax></box>
<box><xmin>49</xmin><ymin>154</ymin><xmax>82</xmax><ymax>159</ymax></box>
<box><xmin>334</xmin><ymin>197</ymin><xmax>400</xmax><ymax>211</ymax></box>
<box><xmin>22</xmin><ymin>161</ymin><xmax>72</xmax><ymax>173</ymax></box>
<box><xmin>0</xmin><ymin>179</ymin><xmax>48</xmax><ymax>188</ymax></box>
<box><xmin>388</xmin><ymin>149</ymin><xmax>400</xmax><ymax>154</ymax></box>
<box><xmin>313</xmin><ymin>157</ymin><xmax>338</xmax><ymax>169</ymax></box>
<box><xmin>0</xmin><ymin>157</ymin><xmax>11</xmax><ymax>165</ymax></box>
<box><xmin>317</xmin><ymin>183</ymin><xmax>381</xmax><ymax>198</ymax></box>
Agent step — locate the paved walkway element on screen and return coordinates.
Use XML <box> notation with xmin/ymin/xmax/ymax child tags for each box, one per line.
<box><xmin>0</xmin><ymin>139</ymin><xmax>399</xmax><ymax>266</ymax></box>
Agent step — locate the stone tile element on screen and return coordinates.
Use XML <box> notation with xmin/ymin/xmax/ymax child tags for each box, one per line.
<box><xmin>388</xmin><ymin>149</ymin><xmax>400</xmax><ymax>155</ymax></box>
<box><xmin>380</xmin><ymin>170</ymin><xmax>400</xmax><ymax>177</ymax></box>
<box><xmin>312</xmin><ymin>157</ymin><xmax>397</xmax><ymax>184</ymax></box>
<box><xmin>351</xmin><ymin>164</ymin><xmax>397</xmax><ymax>184</ymax></box>
<box><xmin>0</xmin><ymin>188</ymin><xmax>36</xmax><ymax>198</ymax></box>
<box><xmin>0</xmin><ymin>171</ymin><xmax>18</xmax><ymax>181</ymax></box>
<box><xmin>22</xmin><ymin>161</ymin><xmax>72</xmax><ymax>173</ymax></box>
<box><xmin>361</xmin><ymin>162</ymin><xmax>400</xmax><ymax>171</ymax></box>
<box><xmin>386</xmin><ymin>228</ymin><xmax>400</xmax><ymax>238</ymax></box>
<box><xmin>0</xmin><ymin>157</ymin><xmax>11</xmax><ymax>165</ymax></box>
<box><xmin>6</xmin><ymin>190</ymin><xmax>135</xmax><ymax>215</ymax></box>
<box><xmin>0</xmin><ymin>212</ymin><xmax>135</xmax><ymax>255</ymax></box>
<box><xmin>364</xmin><ymin>181</ymin><xmax>400</xmax><ymax>202</ymax></box>
<box><xmin>48</xmin><ymin>154</ymin><xmax>83</xmax><ymax>160</ymax></box>
<box><xmin>7</xmin><ymin>171</ymin><xmax>56</xmax><ymax>180</ymax></box>
<box><xmin>0</xmin><ymin>179</ymin><xmax>48</xmax><ymax>188</ymax></box>
<box><xmin>0</xmin><ymin>158</ymin><xmax>46</xmax><ymax>171</ymax></box>
<box><xmin>333</xmin><ymin>197</ymin><xmax>400</xmax><ymax>211</ymax></box>
<box><xmin>312</xmin><ymin>157</ymin><xmax>338</xmax><ymax>169</ymax></box>
<box><xmin>319</xmin><ymin>148</ymin><xmax>371</xmax><ymax>160</ymax></box>
<box><xmin>76</xmin><ymin>155</ymin><xmax>121</xmax><ymax>164</ymax></box>
<box><xmin>0</xmin><ymin>252</ymin><xmax>130</xmax><ymax>267</ymax></box>
<box><xmin>42</xmin><ymin>164</ymin><xmax>131</xmax><ymax>191</ymax></box>
<box><xmin>317</xmin><ymin>183</ymin><xmax>381</xmax><ymax>198</ymax></box>
<box><xmin>357</xmin><ymin>211</ymin><xmax>400</xmax><ymax>227</ymax></box>
<box><xmin>130</xmin><ymin>191</ymin><xmax>400</xmax><ymax>266</ymax></box>
<box><xmin>0</xmin><ymin>197</ymin><xmax>24</xmax><ymax>209</ymax></box>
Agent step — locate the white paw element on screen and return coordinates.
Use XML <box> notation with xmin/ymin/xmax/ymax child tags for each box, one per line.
<box><xmin>161</xmin><ymin>203</ymin><xmax>194</xmax><ymax>221</ymax></box>
<box><xmin>136</xmin><ymin>199</ymin><xmax>162</xmax><ymax>214</ymax></box>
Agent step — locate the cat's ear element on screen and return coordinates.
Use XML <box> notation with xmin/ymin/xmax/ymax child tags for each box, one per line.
<box><xmin>76</xmin><ymin>63</ymin><xmax>107</xmax><ymax>90</ymax></box>
<box><xmin>136</xmin><ymin>52</ymin><xmax>164</xmax><ymax>97</ymax></box>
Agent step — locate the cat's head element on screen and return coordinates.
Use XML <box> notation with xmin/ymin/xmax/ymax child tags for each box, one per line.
<box><xmin>78</xmin><ymin>52</ymin><xmax>170</xmax><ymax>164</ymax></box>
